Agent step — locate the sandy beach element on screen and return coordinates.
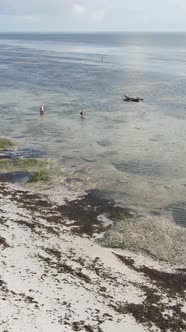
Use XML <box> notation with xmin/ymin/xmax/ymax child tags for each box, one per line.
<box><xmin>0</xmin><ymin>181</ymin><xmax>186</xmax><ymax>332</ymax></box>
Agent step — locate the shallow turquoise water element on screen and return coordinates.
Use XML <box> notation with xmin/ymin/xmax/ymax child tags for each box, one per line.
<box><xmin>0</xmin><ymin>33</ymin><xmax>186</xmax><ymax>223</ymax></box>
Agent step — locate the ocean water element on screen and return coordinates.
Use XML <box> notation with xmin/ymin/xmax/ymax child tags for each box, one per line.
<box><xmin>0</xmin><ymin>32</ymin><xmax>186</xmax><ymax>225</ymax></box>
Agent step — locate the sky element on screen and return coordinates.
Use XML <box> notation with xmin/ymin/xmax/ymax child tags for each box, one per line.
<box><xmin>0</xmin><ymin>0</ymin><xmax>186</xmax><ymax>32</ymax></box>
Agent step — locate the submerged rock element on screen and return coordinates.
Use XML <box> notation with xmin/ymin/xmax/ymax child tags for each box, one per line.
<box><xmin>0</xmin><ymin>171</ymin><xmax>33</xmax><ymax>184</ymax></box>
<box><xmin>0</xmin><ymin>157</ymin><xmax>51</xmax><ymax>184</ymax></box>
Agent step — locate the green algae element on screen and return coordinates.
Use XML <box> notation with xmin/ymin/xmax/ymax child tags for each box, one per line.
<box><xmin>0</xmin><ymin>158</ymin><xmax>50</xmax><ymax>183</ymax></box>
<box><xmin>0</xmin><ymin>158</ymin><xmax>48</xmax><ymax>172</ymax></box>
<box><xmin>30</xmin><ymin>170</ymin><xmax>49</xmax><ymax>183</ymax></box>
<box><xmin>0</xmin><ymin>137</ymin><xmax>16</xmax><ymax>151</ymax></box>
<box><xmin>0</xmin><ymin>138</ymin><xmax>65</xmax><ymax>184</ymax></box>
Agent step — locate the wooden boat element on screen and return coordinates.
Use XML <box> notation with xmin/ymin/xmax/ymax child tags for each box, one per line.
<box><xmin>123</xmin><ymin>95</ymin><xmax>143</xmax><ymax>102</ymax></box>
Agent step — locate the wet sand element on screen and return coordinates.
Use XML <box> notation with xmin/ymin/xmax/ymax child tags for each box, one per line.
<box><xmin>0</xmin><ymin>182</ymin><xmax>186</xmax><ymax>332</ymax></box>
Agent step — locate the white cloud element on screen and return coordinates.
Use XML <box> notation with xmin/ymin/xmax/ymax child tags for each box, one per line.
<box><xmin>23</xmin><ymin>15</ymin><xmax>33</xmax><ymax>20</ymax></box>
<box><xmin>176</xmin><ymin>0</ymin><xmax>186</xmax><ymax>10</ymax></box>
<box><xmin>92</xmin><ymin>10</ymin><xmax>105</xmax><ymax>22</ymax></box>
<box><xmin>71</xmin><ymin>3</ymin><xmax>86</xmax><ymax>16</ymax></box>
<box><xmin>0</xmin><ymin>0</ymin><xmax>186</xmax><ymax>32</ymax></box>
<box><xmin>0</xmin><ymin>0</ymin><xmax>68</xmax><ymax>16</ymax></box>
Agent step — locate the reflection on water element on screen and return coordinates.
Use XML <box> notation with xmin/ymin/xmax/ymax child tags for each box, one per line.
<box><xmin>0</xmin><ymin>33</ymin><xmax>186</xmax><ymax>223</ymax></box>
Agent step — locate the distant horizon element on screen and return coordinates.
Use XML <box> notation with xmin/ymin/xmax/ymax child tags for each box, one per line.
<box><xmin>1</xmin><ymin>31</ymin><xmax>186</xmax><ymax>34</ymax></box>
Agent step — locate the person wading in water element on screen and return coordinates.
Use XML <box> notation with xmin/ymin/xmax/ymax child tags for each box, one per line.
<box><xmin>40</xmin><ymin>105</ymin><xmax>45</xmax><ymax>116</ymax></box>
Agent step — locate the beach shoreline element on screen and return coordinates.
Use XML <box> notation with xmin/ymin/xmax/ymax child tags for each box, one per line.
<box><xmin>1</xmin><ymin>30</ymin><xmax>186</xmax><ymax>331</ymax></box>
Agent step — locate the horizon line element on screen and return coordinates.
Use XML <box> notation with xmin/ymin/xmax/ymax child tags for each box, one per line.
<box><xmin>0</xmin><ymin>31</ymin><xmax>186</xmax><ymax>34</ymax></box>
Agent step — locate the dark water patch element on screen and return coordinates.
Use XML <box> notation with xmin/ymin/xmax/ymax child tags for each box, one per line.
<box><xmin>0</xmin><ymin>171</ymin><xmax>32</xmax><ymax>184</ymax></box>
<box><xmin>112</xmin><ymin>118</ymin><xmax>126</xmax><ymax>124</ymax></box>
<box><xmin>85</xmin><ymin>189</ymin><xmax>115</xmax><ymax>207</ymax></box>
<box><xmin>82</xmin><ymin>157</ymin><xmax>97</xmax><ymax>163</ymax></box>
<box><xmin>12</xmin><ymin>135</ymin><xmax>25</xmax><ymax>139</ymax></box>
<box><xmin>97</xmin><ymin>150</ymin><xmax>118</xmax><ymax>158</ymax></box>
<box><xmin>0</xmin><ymin>154</ymin><xmax>13</xmax><ymax>159</ymax></box>
<box><xmin>104</xmin><ymin>125</ymin><xmax>115</xmax><ymax>130</ymax></box>
<box><xmin>149</xmin><ymin>138</ymin><xmax>159</xmax><ymax>142</ymax></box>
<box><xmin>0</xmin><ymin>152</ymin><xmax>19</xmax><ymax>160</ymax></box>
<box><xmin>166</xmin><ymin>202</ymin><xmax>186</xmax><ymax>227</ymax></box>
<box><xmin>97</xmin><ymin>139</ymin><xmax>112</xmax><ymax>147</ymax></box>
<box><xmin>0</xmin><ymin>104</ymin><xmax>16</xmax><ymax>110</ymax></box>
<box><xmin>150</xmin><ymin>210</ymin><xmax>161</xmax><ymax>216</ymax></box>
<box><xmin>0</xmin><ymin>148</ymin><xmax>47</xmax><ymax>160</ymax></box>
<box><xmin>17</xmin><ymin>148</ymin><xmax>47</xmax><ymax>159</ymax></box>
<box><xmin>113</xmin><ymin>160</ymin><xmax>162</xmax><ymax>176</ymax></box>
<box><xmin>4</xmin><ymin>116</ymin><xmax>16</xmax><ymax>120</ymax></box>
